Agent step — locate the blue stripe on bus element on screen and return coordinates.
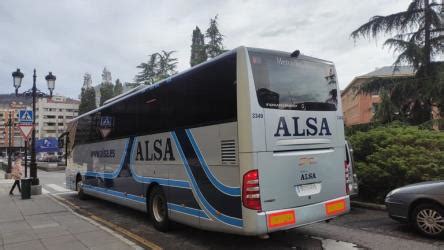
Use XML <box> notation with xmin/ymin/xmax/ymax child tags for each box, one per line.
<box><xmin>83</xmin><ymin>184</ymin><xmax>146</xmax><ymax>203</ymax></box>
<box><xmin>84</xmin><ymin>139</ymin><xmax>130</xmax><ymax>179</ymax></box>
<box><xmin>167</xmin><ymin>203</ymin><xmax>209</xmax><ymax>219</ymax></box>
<box><xmin>171</xmin><ymin>131</ymin><xmax>243</xmax><ymax>228</ymax></box>
<box><xmin>185</xmin><ymin>129</ymin><xmax>241</xmax><ymax>196</ymax></box>
<box><xmin>82</xmin><ymin>184</ymin><xmax>207</xmax><ymax>218</ymax></box>
<box><xmin>129</xmin><ymin>138</ymin><xmax>190</xmax><ymax>189</ymax></box>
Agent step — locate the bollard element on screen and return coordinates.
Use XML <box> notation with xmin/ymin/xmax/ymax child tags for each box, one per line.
<box><xmin>21</xmin><ymin>178</ymin><xmax>32</xmax><ymax>199</ymax></box>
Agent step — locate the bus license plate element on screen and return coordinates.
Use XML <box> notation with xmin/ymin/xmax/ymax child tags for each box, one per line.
<box><xmin>295</xmin><ymin>183</ymin><xmax>321</xmax><ymax>196</ymax></box>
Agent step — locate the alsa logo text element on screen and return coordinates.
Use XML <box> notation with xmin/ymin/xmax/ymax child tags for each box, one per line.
<box><xmin>274</xmin><ymin>117</ymin><xmax>332</xmax><ymax>137</ymax></box>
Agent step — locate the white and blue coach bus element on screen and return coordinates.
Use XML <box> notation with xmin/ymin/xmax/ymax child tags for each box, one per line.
<box><xmin>65</xmin><ymin>46</ymin><xmax>350</xmax><ymax>236</ymax></box>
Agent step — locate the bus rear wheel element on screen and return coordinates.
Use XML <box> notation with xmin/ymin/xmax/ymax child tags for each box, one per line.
<box><xmin>149</xmin><ymin>186</ymin><xmax>169</xmax><ymax>232</ymax></box>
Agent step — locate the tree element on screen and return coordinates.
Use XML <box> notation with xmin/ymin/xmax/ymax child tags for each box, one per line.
<box><xmin>114</xmin><ymin>79</ymin><xmax>123</xmax><ymax>96</ymax></box>
<box><xmin>205</xmin><ymin>15</ymin><xmax>224</xmax><ymax>58</ymax></box>
<box><xmin>135</xmin><ymin>50</ymin><xmax>178</xmax><ymax>85</ymax></box>
<box><xmin>79</xmin><ymin>87</ymin><xmax>97</xmax><ymax>114</ymax></box>
<box><xmin>351</xmin><ymin>0</ymin><xmax>444</xmax><ymax>124</ymax></box>
<box><xmin>190</xmin><ymin>26</ymin><xmax>207</xmax><ymax>66</ymax></box>
<box><xmin>100</xmin><ymin>82</ymin><xmax>115</xmax><ymax>106</ymax></box>
<box><xmin>157</xmin><ymin>50</ymin><xmax>178</xmax><ymax>79</ymax></box>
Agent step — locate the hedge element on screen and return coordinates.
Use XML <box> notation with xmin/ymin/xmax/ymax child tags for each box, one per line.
<box><xmin>348</xmin><ymin>124</ymin><xmax>444</xmax><ymax>203</ymax></box>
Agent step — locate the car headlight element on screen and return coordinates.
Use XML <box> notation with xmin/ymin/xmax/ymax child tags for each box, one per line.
<box><xmin>386</xmin><ymin>188</ymin><xmax>401</xmax><ymax>199</ymax></box>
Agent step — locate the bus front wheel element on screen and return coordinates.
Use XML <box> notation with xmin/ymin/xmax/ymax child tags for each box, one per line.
<box><xmin>76</xmin><ymin>179</ymin><xmax>87</xmax><ymax>200</ymax></box>
<box><xmin>149</xmin><ymin>186</ymin><xmax>169</xmax><ymax>232</ymax></box>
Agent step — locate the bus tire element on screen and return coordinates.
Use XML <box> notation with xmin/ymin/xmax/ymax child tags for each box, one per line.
<box><xmin>149</xmin><ymin>186</ymin><xmax>169</xmax><ymax>232</ymax></box>
<box><xmin>76</xmin><ymin>178</ymin><xmax>87</xmax><ymax>200</ymax></box>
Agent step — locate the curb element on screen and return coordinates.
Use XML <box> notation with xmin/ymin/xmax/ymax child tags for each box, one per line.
<box><xmin>351</xmin><ymin>200</ymin><xmax>386</xmax><ymax>211</ymax></box>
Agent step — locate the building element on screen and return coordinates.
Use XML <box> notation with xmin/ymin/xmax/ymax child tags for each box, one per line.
<box><xmin>0</xmin><ymin>94</ymin><xmax>79</xmax><ymax>157</ymax></box>
<box><xmin>341</xmin><ymin>66</ymin><xmax>415</xmax><ymax>126</ymax></box>
<box><xmin>35</xmin><ymin>96</ymin><xmax>80</xmax><ymax>138</ymax></box>
<box><xmin>0</xmin><ymin>95</ymin><xmax>32</xmax><ymax>156</ymax></box>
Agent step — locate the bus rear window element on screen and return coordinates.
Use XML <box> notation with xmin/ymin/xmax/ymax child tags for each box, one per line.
<box><xmin>249</xmin><ymin>51</ymin><xmax>338</xmax><ymax>111</ymax></box>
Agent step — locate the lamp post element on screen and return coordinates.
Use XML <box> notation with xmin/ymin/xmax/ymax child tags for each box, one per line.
<box><xmin>12</xmin><ymin>69</ymin><xmax>56</xmax><ymax>186</ymax></box>
<box><xmin>5</xmin><ymin>112</ymin><xmax>13</xmax><ymax>174</ymax></box>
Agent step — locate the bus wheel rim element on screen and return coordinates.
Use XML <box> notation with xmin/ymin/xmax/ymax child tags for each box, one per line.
<box><xmin>417</xmin><ymin>208</ymin><xmax>444</xmax><ymax>235</ymax></box>
<box><xmin>77</xmin><ymin>181</ymin><xmax>82</xmax><ymax>193</ymax></box>
<box><xmin>153</xmin><ymin>195</ymin><xmax>165</xmax><ymax>222</ymax></box>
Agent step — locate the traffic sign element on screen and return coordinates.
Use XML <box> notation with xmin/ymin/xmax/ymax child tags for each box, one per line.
<box><xmin>18</xmin><ymin>124</ymin><xmax>33</xmax><ymax>140</ymax></box>
<box><xmin>100</xmin><ymin>116</ymin><xmax>113</xmax><ymax>128</ymax></box>
<box><xmin>19</xmin><ymin>110</ymin><xmax>33</xmax><ymax>124</ymax></box>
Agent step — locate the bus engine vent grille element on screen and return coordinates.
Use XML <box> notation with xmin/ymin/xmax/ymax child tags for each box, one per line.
<box><xmin>221</xmin><ymin>140</ymin><xmax>237</xmax><ymax>165</ymax></box>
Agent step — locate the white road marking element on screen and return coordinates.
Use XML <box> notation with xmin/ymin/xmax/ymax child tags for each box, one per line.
<box><xmin>46</xmin><ymin>184</ymin><xmax>70</xmax><ymax>192</ymax></box>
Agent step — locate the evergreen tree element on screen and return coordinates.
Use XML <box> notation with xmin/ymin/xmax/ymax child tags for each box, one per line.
<box><xmin>205</xmin><ymin>15</ymin><xmax>224</xmax><ymax>58</ymax></box>
<box><xmin>158</xmin><ymin>50</ymin><xmax>178</xmax><ymax>79</ymax></box>
<box><xmin>135</xmin><ymin>51</ymin><xmax>178</xmax><ymax>85</ymax></box>
<box><xmin>114</xmin><ymin>79</ymin><xmax>123</xmax><ymax>96</ymax></box>
<box><xmin>351</xmin><ymin>0</ymin><xmax>444</xmax><ymax>124</ymax></box>
<box><xmin>100</xmin><ymin>82</ymin><xmax>115</xmax><ymax>106</ymax></box>
<box><xmin>190</xmin><ymin>26</ymin><xmax>207</xmax><ymax>66</ymax></box>
<box><xmin>135</xmin><ymin>53</ymin><xmax>159</xmax><ymax>85</ymax></box>
<box><xmin>79</xmin><ymin>87</ymin><xmax>97</xmax><ymax>114</ymax></box>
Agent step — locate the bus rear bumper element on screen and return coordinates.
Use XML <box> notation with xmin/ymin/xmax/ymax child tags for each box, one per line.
<box><xmin>251</xmin><ymin>196</ymin><xmax>350</xmax><ymax>234</ymax></box>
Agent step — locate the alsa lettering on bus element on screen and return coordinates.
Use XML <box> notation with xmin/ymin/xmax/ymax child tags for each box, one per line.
<box><xmin>135</xmin><ymin>138</ymin><xmax>175</xmax><ymax>161</ymax></box>
<box><xmin>274</xmin><ymin>117</ymin><xmax>332</xmax><ymax>137</ymax></box>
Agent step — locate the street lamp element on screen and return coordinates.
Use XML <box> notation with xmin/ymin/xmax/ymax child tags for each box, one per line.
<box><xmin>12</xmin><ymin>68</ymin><xmax>56</xmax><ymax>187</ymax></box>
<box><xmin>5</xmin><ymin>112</ymin><xmax>13</xmax><ymax>174</ymax></box>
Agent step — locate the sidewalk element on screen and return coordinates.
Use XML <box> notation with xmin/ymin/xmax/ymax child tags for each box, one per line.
<box><xmin>0</xmin><ymin>171</ymin><xmax>141</xmax><ymax>250</ymax></box>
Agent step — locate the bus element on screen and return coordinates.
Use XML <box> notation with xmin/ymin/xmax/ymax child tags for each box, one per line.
<box><xmin>65</xmin><ymin>46</ymin><xmax>350</xmax><ymax>236</ymax></box>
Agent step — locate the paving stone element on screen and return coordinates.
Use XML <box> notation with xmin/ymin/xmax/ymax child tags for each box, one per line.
<box><xmin>3</xmin><ymin>239</ymin><xmax>46</xmax><ymax>250</ymax></box>
<box><xmin>74</xmin><ymin>230</ymin><xmax>120</xmax><ymax>248</ymax></box>
<box><xmin>33</xmin><ymin>225</ymin><xmax>71</xmax><ymax>239</ymax></box>
<box><xmin>65</xmin><ymin>221</ymin><xmax>99</xmax><ymax>234</ymax></box>
<box><xmin>2</xmin><ymin>229</ymin><xmax>39</xmax><ymax>245</ymax></box>
<box><xmin>90</xmin><ymin>241</ymin><xmax>135</xmax><ymax>250</ymax></box>
<box><xmin>50</xmin><ymin>213</ymin><xmax>81</xmax><ymax>225</ymax></box>
<box><xmin>41</xmin><ymin>234</ymin><xmax>88</xmax><ymax>250</ymax></box>
<box><xmin>0</xmin><ymin>221</ymin><xmax>30</xmax><ymax>234</ymax></box>
<box><xmin>25</xmin><ymin>214</ymin><xmax>59</xmax><ymax>229</ymax></box>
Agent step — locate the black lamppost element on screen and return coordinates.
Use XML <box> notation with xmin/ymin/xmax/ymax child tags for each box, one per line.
<box><xmin>12</xmin><ymin>69</ymin><xmax>56</xmax><ymax>186</ymax></box>
<box><xmin>5</xmin><ymin>112</ymin><xmax>13</xmax><ymax>174</ymax></box>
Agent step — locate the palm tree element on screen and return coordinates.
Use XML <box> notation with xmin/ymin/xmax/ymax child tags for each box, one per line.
<box><xmin>351</xmin><ymin>0</ymin><xmax>444</xmax><ymax>124</ymax></box>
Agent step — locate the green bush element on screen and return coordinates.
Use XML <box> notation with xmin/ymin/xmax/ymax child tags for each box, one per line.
<box><xmin>349</xmin><ymin>124</ymin><xmax>444</xmax><ymax>203</ymax></box>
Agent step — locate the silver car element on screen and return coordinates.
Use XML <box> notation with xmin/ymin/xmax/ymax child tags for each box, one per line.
<box><xmin>385</xmin><ymin>181</ymin><xmax>444</xmax><ymax>238</ymax></box>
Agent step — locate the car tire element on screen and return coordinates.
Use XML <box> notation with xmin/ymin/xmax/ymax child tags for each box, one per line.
<box><xmin>149</xmin><ymin>186</ymin><xmax>169</xmax><ymax>232</ymax></box>
<box><xmin>411</xmin><ymin>203</ymin><xmax>444</xmax><ymax>238</ymax></box>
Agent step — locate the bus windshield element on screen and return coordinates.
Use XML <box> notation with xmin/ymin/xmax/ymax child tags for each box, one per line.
<box><xmin>249</xmin><ymin>51</ymin><xmax>338</xmax><ymax>111</ymax></box>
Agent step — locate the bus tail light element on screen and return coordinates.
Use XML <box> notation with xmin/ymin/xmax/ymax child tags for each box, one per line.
<box><xmin>344</xmin><ymin>161</ymin><xmax>350</xmax><ymax>195</ymax></box>
<box><xmin>242</xmin><ymin>169</ymin><xmax>261</xmax><ymax>211</ymax></box>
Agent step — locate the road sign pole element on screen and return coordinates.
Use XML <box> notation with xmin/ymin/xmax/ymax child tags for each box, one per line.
<box><xmin>24</xmin><ymin>139</ymin><xmax>28</xmax><ymax>178</ymax></box>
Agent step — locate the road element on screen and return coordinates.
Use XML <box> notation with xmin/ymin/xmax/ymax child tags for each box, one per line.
<box><xmin>37</xmin><ymin>170</ymin><xmax>444</xmax><ymax>250</ymax></box>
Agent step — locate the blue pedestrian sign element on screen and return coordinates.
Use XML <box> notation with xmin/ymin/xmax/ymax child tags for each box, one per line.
<box><xmin>19</xmin><ymin>110</ymin><xmax>33</xmax><ymax>124</ymax></box>
<box><xmin>100</xmin><ymin>116</ymin><xmax>113</xmax><ymax>128</ymax></box>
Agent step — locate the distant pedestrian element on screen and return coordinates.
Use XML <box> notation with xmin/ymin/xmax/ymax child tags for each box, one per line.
<box><xmin>9</xmin><ymin>153</ymin><xmax>22</xmax><ymax>195</ymax></box>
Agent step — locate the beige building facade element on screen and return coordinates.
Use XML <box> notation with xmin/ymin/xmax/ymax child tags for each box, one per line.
<box><xmin>35</xmin><ymin>96</ymin><xmax>80</xmax><ymax>139</ymax></box>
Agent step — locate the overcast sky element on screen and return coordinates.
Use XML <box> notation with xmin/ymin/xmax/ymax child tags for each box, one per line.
<box><xmin>0</xmin><ymin>0</ymin><xmax>411</xmax><ymax>99</ymax></box>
